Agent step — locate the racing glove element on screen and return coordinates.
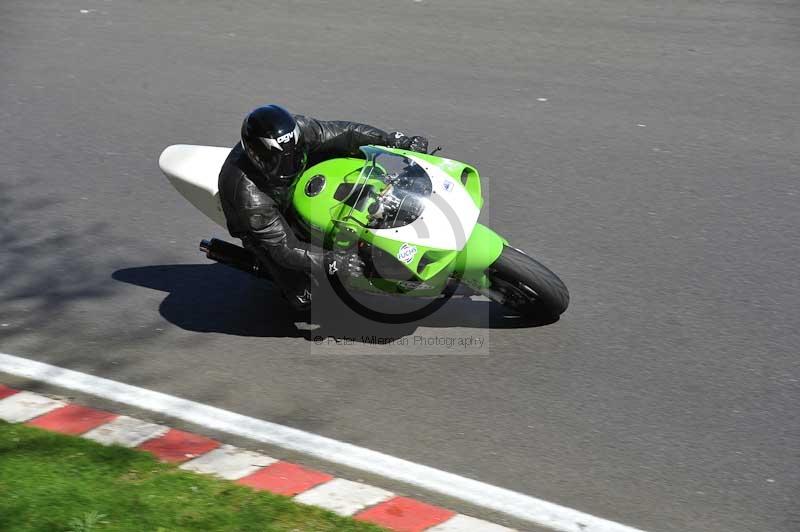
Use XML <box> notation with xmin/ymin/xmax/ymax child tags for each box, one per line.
<box><xmin>387</xmin><ymin>131</ymin><xmax>429</xmax><ymax>153</ymax></box>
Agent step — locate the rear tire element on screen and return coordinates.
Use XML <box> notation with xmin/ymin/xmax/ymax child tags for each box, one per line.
<box><xmin>485</xmin><ymin>246</ymin><xmax>569</xmax><ymax>319</ymax></box>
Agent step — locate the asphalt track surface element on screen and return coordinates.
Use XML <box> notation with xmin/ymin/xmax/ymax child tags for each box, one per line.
<box><xmin>2</xmin><ymin>1</ymin><xmax>798</xmax><ymax>531</ymax></box>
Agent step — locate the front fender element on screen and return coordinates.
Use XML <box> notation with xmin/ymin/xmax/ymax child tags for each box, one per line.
<box><xmin>454</xmin><ymin>224</ymin><xmax>507</xmax><ymax>288</ymax></box>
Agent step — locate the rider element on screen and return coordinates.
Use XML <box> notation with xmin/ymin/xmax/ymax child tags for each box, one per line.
<box><xmin>218</xmin><ymin>104</ymin><xmax>428</xmax><ymax>312</ymax></box>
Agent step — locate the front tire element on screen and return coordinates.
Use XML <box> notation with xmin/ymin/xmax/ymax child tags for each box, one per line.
<box><xmin>485</xmin><ymin>246</ymin><xmax>569</xmax><ymax>319</ymax></box>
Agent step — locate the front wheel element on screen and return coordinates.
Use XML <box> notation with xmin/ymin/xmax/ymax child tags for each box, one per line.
<box><xmin>484</xmin><ymin>246</ymin><xmax>569</xmax><ymax>319</ymax></box>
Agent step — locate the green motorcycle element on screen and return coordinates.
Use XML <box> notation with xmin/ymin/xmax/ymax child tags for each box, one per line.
<box><xmin>159</xmin><ymin>144</ymin><xmax>569</xmax><ymax>323</ymax></box>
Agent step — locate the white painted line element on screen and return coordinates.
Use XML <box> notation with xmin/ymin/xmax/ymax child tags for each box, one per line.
<box><xmin>294</xmin><ymin>478</ymin><xmax>394</xmax><ymax>516</ymax></box>
<box><xmin>0</xmin><ymin>390</ymin><xmax>66</xmax><ymax>422</ymax></box>
<box><xmin>82</xmin><ymin>415</ymin><xmax>169</xmax><ymax>447</ymax></box>
<box><xmin>0</xmin><ymin>352</ymin><xmax>647</xmax><ymax>532</ymax></box>
<box><xmin>429</xmin><ymin>514</ymin><xmax>517</xmax><ymax>532</ymax></box>
<box><xmin>180</xmin><ymin>444</ymin><xmax>276</xmax><ymax>480</ymax></box>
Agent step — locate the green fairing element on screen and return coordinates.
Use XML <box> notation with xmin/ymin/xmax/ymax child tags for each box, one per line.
<box><xmin>291</xmin><ymin>146</ymin><xmax>506</xmax><ymax>294</ymax></box>
<box><xmin>408</xmin><ymin>150</ymin><xmax>483</xmax><ymax>209</ymax></box>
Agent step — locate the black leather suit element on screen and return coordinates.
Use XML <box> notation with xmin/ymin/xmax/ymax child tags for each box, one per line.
<box><xmin>218</xmin><ymin>115</ymin><xmax>393</xmax><ymax>310</ymax></box>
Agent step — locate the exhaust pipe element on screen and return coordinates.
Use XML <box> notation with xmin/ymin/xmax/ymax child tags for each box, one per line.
<box><xmin>199</xmin><ymin>238</ymin><xmax>261</xmax><ymax>275</ymax></box>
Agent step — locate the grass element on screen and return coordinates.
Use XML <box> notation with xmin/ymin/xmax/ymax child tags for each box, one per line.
<box><xmin>0</xmin><ymin>421</ymin><xmax>385</xmax><ymax>532</ymax></box>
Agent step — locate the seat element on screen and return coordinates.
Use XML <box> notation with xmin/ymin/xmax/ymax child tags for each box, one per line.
<box><xmin>158</xmin><ymin>144</ymin><xmax>232</xmax><ymax>228</ymax></box>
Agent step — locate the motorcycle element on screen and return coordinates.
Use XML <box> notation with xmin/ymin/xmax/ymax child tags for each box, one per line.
<box><xmin>158</xmin><ymin>144</ymin><xmax>568</xmax><ymax>323</ymax></box>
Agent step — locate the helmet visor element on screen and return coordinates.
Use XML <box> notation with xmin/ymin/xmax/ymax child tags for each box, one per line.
<box><xmin>271</xmin><ymin>133</ymin><xmax>307</xmax><ymax>181</ymax></box>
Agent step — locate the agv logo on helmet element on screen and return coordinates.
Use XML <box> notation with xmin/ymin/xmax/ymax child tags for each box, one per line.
<box><xmin>260</xmin><ymin>125</ymin><xmax>300</xmax><ymax>152</ymax></box>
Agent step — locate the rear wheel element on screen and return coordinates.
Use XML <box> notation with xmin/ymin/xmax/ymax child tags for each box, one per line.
<box><xmin>484</xmin><ymin>246</ymin><xmax>569</xmax><ymax>319</ymax></box>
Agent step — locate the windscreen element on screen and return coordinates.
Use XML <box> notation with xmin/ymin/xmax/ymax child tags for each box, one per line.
<box><xmin>331</xmin><ymin>146</ymin><xmax>433</xmax><ymax>230</ymax></box>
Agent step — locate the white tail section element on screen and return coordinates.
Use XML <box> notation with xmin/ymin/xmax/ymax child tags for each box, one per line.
<box><xmin>158</xmin><ymin>144</ymin><xmax>231</xmax><ymax>228</ymax></box>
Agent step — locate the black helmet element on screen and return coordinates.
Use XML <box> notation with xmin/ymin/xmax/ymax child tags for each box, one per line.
<box><xmin>241</xmin><ymin>105</ymin><xmax>308</xmax><ymax>184</ymax></box>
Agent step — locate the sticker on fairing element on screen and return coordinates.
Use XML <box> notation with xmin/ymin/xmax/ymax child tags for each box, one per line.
<box><xmin>397</xmin><ymin>243</ymin><xmax>418</xmax><ymax>264</ymax></box>
<box><xmin>443</xmin><ymin>180</ymin><xmax>454</xmax><ymax>192</ymax></box>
